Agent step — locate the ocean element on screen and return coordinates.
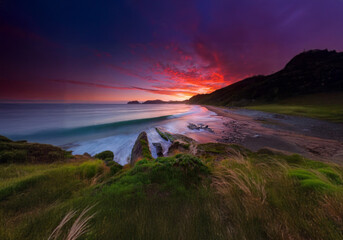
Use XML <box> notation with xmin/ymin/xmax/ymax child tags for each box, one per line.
<box><xmin>0</xmin><ymin>103</ymin><xmax>223</xmax><ymax>164</ymax></box>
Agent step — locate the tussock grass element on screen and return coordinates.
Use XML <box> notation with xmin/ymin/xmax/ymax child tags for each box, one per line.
<box><xmin>1</xmin><ymin>147</ymin><xmax>343</xmax><ymax>239</ymax></box>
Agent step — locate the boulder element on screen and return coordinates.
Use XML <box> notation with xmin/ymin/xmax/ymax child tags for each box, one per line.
<box><xmin>130</xmin><ymin>132</ymin><xmax>152</xmax><ymax>166</ymax></box>
<box><xmin>153</xmin><ymin>142</ymin><xmax>163</xmax><ymax>157</ymax></box>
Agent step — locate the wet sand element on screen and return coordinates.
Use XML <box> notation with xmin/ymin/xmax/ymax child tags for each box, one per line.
<box><xmin>205</xmin><ymin>106</ymin><xmax>343</xmax><ymax>164</ymax></box>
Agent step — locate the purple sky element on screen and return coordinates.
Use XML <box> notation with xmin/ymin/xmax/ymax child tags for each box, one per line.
<box><xmin>1</xmin><ymin>0</ymin><xmax>343</xmax><ymax>102</ymax></box>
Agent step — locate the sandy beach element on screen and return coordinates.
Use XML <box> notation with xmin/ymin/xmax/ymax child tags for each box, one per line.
<box><xmin>205</xmin><ymin>106</ymin><xmax>343</xmax><ymax>164</ymax></box>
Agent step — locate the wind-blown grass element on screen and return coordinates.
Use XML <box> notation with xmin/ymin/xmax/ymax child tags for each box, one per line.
<box><xmin>1</xmin><ymin>147</ymin><xmax>343</xmax><ymax>239</ymax></box>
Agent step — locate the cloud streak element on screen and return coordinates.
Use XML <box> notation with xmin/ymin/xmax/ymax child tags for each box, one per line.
<box><xmin>51</xmin><ymin>79</ymin><xmax>195</xmax><ymax>97</ymax></box>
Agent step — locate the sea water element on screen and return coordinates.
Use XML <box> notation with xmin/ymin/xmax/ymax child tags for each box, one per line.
<box><xmin>0</xmin><ymin>104</ymin><xmax>223</xmax><ymax>164</ymax></box>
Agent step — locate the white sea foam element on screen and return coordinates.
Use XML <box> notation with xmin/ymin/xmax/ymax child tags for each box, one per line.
<box><xmin>0</xmin><ymin>104</ymin><xmax>225</xmax><ymax>164</ymax></box>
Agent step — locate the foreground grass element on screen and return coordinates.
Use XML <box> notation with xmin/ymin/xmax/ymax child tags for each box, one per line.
<box><xmin>1</xmin><ymin>146</ymin><xmax>343</xmax><ymax>239</ymax></box>
<box><xmin>245</xmin><ymin>92</ymin><xmax>343</xmax><ymax>122</ymax></box>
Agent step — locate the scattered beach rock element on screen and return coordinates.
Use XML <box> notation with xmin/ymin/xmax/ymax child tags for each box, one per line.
<box><xmin>130</xmin><ymin>131</ymin><xmax>152</xmax><ymax>166</ymax></box>
<box><xmin>153</xmin><ymin>142</ymin><xmax>163</xmax><ymax>157</ymax></box>
<box><xmin>219</xmin><ymin>120</ymin><xmax>246</xmax><ymax>144</ymax></box>
<box><xmin>187</xmin><ymin>123</ymin><xmax>214</xmax><ymax>132</ymax></box>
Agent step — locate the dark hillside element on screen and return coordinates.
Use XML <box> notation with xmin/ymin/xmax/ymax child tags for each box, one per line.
<box><xmin>188</xmin><ymin>49</ymin><xmax>343</xmax><ymax>106</ymax></box>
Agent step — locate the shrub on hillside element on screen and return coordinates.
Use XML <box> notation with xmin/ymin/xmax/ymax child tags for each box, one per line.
<box><xmin>94</xmin><ymin>151</ymin><xmax>114</xmax><ymax>160</ymax></box>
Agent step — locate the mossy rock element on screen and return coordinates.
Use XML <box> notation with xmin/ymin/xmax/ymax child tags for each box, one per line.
<box><xmin>131</xmin><ymin>132</ymin><xmax>152</xmax><ymax>166</ymax></box>
<box><xmin>155</xmin><ymin>128</ymin><xmax>168</xmax><ymax>141</ymax></box>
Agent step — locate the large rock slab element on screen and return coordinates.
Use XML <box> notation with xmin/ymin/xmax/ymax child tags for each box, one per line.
<box><xmin>167</xmin><ymin>134</ymin><xmax>197</xmax><ymax>156</ymax></box>
<box><xmin>130</xmin><ymin>132</ymin><xmax>152</xmax><ymax>166</ymax></box>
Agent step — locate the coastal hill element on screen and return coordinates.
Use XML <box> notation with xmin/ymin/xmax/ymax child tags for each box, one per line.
<box><xmin>127</xmin><ymin>99</ymin><xmax>185</xmax><ymax>104</ymax></box>
<box><xmin>127</xmin><ymin>100</ymin><xmax>141</xmax><ymax>104</ymax></box>
<box><xmin>188</xmin><ymin>49</ymin><xmax>343</xmax><ymax>106</ymax></box>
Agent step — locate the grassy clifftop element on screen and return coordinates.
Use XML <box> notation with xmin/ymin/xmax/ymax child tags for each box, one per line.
<box><xmin>245</xmin><ymin>92</ymin><xmax>343</xmax><ymax>122</ymax></box>
<box><xmin>1</xmin><ymin>135</ymin><xmax>343</xmax><ymax>239</ymax></box>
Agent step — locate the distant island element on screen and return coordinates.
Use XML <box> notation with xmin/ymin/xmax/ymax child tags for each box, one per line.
<box><xmin>127</xmin><ymin>100</ymin><xmax>141</xmax><ymax>104</ymax></box>
<box><xmin>127</xmin><ymin>99</ymin><xmax>185</xmax><ymax>104</ymax></box>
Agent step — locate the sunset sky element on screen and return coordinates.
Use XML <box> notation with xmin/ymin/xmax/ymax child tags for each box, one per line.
<box><xmin>1</xmin><ymin>0</ymin><xmax>343</xmax><ymax>103</ymax></box>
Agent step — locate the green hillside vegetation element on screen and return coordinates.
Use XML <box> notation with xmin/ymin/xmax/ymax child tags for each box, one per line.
<box><xmin>1</xmin><ymin>136</ymin><xmax>343</xmax><ymax>239</ymax></box>
<box><xmin>246</xmin><ymin>92</ymin><xmax>343</xmax><ymax>122</ymax></box>
<box><xmin>188</xmin><ymin>50</ymin><xmax>343</xmax><ymax>121</ymax></box>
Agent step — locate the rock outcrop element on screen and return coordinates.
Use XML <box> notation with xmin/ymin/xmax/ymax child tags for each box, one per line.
<box><xmin>167</xmin><ymin>134</ymin><xmax>196</xmax><ymax>156</ymax></box>
<box><xmin>153</xmin><ymin>142</ymin><xmax>163</xmax><ymax>157</ymax></box>
<box><xmin>130</xmin><ymin>132</ymin><xmax>152</xmax><ymax>166</ymax></box>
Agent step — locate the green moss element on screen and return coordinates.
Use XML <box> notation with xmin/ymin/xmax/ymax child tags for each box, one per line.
<box><xmin>164</xmin><ymin>132</ymin><xmax>175</xmax><ymax>142</ymax></box>
<box><xmin>155</xmin><ymin>128</ymin><xmax>168</xmax><ymax>141</ymax></box>
<box><xmin>108</xmin><ymin>154</ymin><xmax>209</xmax><ymax>199</ymax></box>
<box><xmin>140</xmin><ymin>139</ymin><xmax>153</xmax><ymax>160</ymax></box>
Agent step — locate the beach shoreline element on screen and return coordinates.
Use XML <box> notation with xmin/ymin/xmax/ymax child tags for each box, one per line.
<box><xmin>204</xmin><ymin>105</ymin><xmax>343</xmax><ymax>163</ymax></box>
